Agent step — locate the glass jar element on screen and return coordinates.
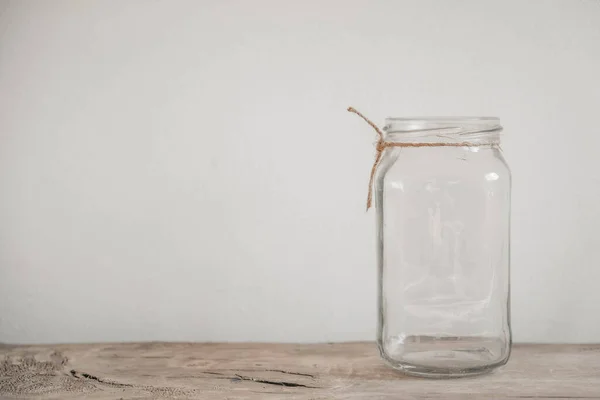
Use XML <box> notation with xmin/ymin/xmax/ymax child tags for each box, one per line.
<box><xmin>375</xmin><ymin>117</ymin><xmax>511</xmax><ymax>378</ymax></box>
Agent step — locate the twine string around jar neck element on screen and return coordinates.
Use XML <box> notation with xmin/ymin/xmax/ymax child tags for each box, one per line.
<box><xmin>347</xmin><ymin>106</ymin><xmax>497</xmax><ymax>210</ymax></box>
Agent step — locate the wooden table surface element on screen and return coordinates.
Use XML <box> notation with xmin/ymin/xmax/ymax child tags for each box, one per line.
<box><xmin>1</xmin><ymin>342</ymin><xmax>599</xmax><ymax>399</ymax></box>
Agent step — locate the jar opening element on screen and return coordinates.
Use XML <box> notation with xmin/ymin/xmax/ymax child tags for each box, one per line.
<box><xmin>384</xmin><ymin>117</ymin><xmax>502</xmax><ymax>145</ymax></box>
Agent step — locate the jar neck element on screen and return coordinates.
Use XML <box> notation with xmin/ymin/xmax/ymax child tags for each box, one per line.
<box><xmin>383</xmin><ymin>117</ymin><xmax>502</xmax><ymax>145</ymax></box>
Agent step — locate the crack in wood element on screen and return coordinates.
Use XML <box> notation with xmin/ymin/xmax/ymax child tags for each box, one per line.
<box><xmin>209</xmin><ymin>368</ymin><xmax>316</xmax><ymax>379</ymax></box>
<box><xmin>264</xmin><ymin>369</ymin><xmax>316</xmax><ymax>378</ymax></box>
<box><xmin>234</xmin><ymin>374</ymin><xmax>318</xmax><ymax>389</ymax></box>
<box><xmin>69</xmin><ymin>370</ymin><xmax>132</xmax><ymax>387</ymax></box>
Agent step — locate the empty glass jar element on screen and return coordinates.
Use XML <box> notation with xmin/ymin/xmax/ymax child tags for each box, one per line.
<box><xmin>375</xmin><ymin>117</ymin><xmax>511</xmax><ymax>378</ymax></box>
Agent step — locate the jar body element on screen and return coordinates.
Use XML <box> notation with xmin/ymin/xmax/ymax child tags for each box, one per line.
<box><xmin>376</xmin><ymin>137</ymin><xmax>511</xmax><ymax>377</ymax></box>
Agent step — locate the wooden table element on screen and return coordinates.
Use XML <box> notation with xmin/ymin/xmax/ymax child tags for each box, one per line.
<box><xmin>1</xmin><ymin>342</ymin><xmax>599</xmax><ymax>399</ymax></box>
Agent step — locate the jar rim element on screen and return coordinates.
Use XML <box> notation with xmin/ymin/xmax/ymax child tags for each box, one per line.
<box><xmin>384</xmin><ymin>117</ymin><xmax>502</xmax><ymax>143</ymax></box>
<box><xmin>385</xmin><ymin>117</ymin><xmax>501</xmax><ymax>131</ymax></box>
<box><xmin>386</xmin><ymin>116</ymin><xmax>499</xmax><ymax>122</ymax></box>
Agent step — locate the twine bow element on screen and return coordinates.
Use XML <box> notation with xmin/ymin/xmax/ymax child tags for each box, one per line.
<box><xmin>347</xmin><ymin>106</ymin><xmax>484</xmax><ymax>210</ymax></box>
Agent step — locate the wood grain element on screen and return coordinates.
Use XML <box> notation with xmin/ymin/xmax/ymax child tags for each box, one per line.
<box><xmin>1</xmin><ymin>342</ymin><xmax>599</xmax><ymax>399</ymax></box>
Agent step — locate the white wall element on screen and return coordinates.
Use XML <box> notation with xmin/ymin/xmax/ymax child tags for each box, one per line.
<box><xmin>0</xmin><ymin>0</ymin><xmax>599</xmax><ymax>344</ymax></box>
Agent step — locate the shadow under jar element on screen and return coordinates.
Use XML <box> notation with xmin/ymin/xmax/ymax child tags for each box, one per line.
<box><xmin>376</xmin><ymin>117</ymin><xmax>511</xmax><ymax>378</ymax></box>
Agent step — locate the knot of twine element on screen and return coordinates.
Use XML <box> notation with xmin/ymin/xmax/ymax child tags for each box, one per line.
<box><xmin>347</xmin><ymin>106</ymin><xmax>488</xmax><ymax>210</ymax></box>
